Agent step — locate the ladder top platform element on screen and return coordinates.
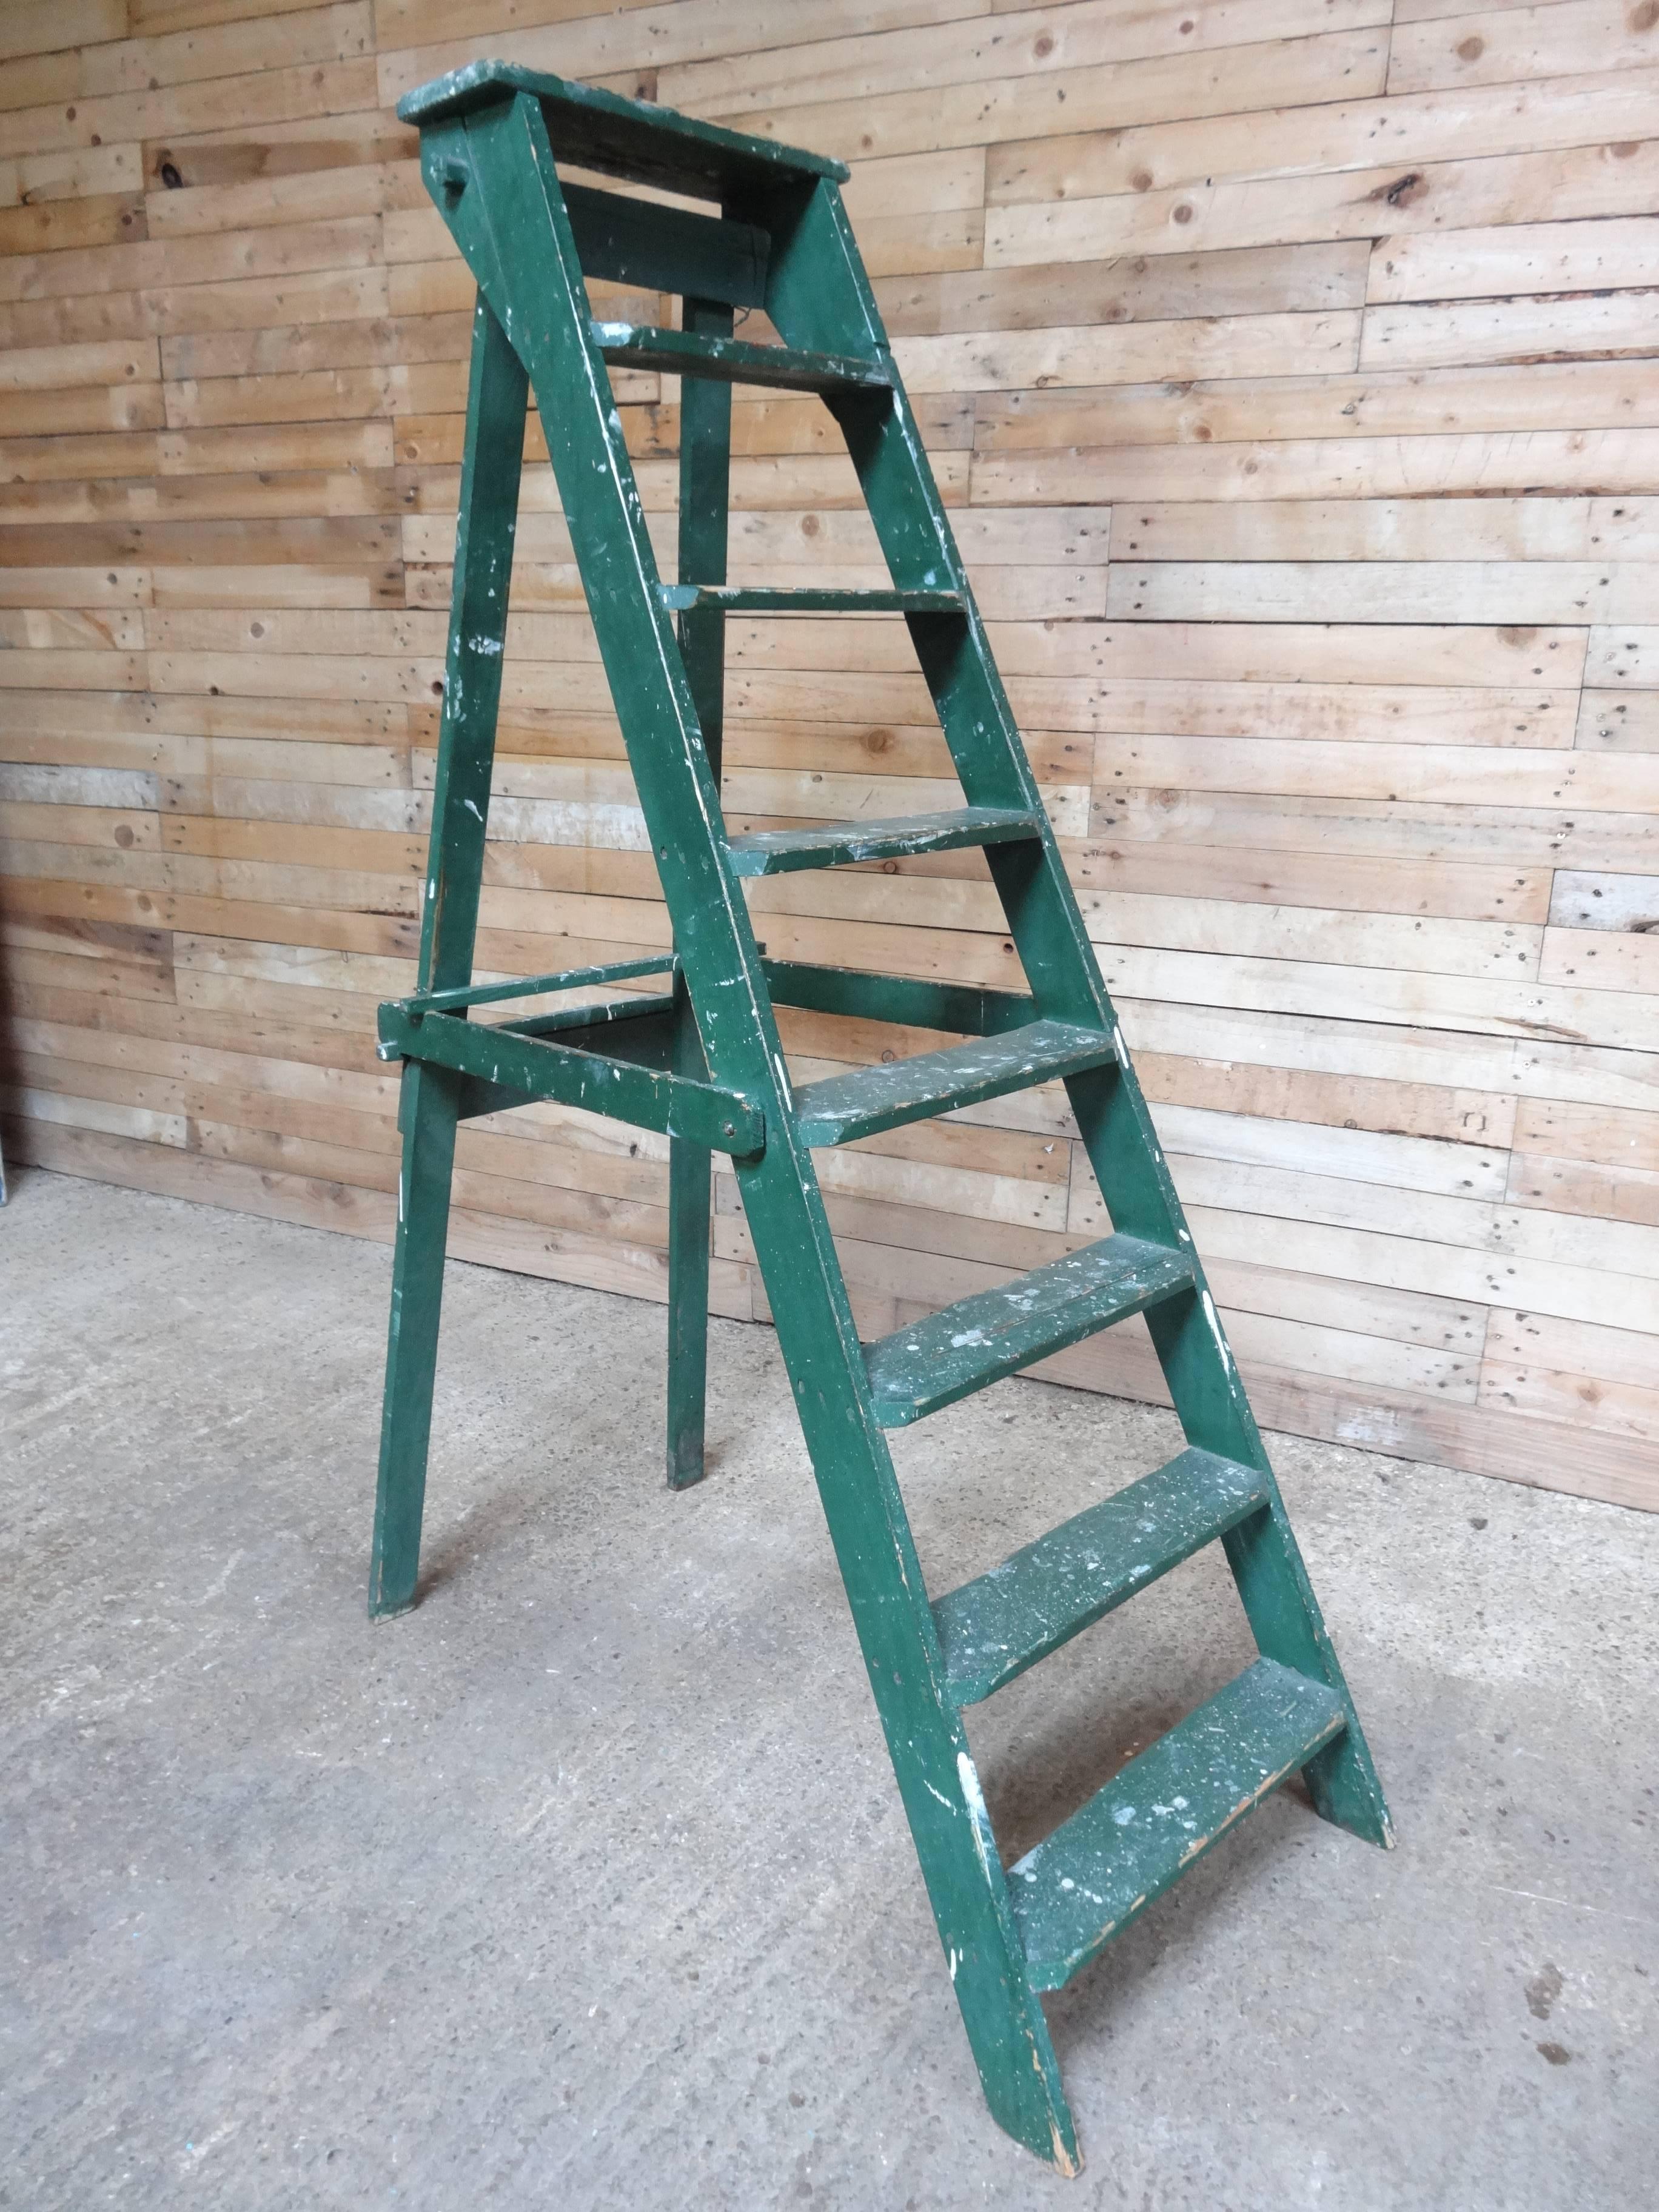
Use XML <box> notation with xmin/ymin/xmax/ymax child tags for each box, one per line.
<box><xmin>396</xmin><ymin>61</ymin><xmax>851</xmax><ymax>197</ymax></box>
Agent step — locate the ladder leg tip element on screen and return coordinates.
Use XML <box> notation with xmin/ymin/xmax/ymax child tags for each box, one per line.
<box><xmin>1048</xmin><ymin>2125</ymin><xmax>1083</xmax><ymax>2179</ymax></box>
<box><xmin>666</xmin><ymin>1447</ymin><xmax>708</xmax><ymax>1490</ymax></box>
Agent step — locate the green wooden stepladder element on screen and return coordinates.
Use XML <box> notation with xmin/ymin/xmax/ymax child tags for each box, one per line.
<box><xmin>370</xmin><ymin>62</ymin><xmax>1393</xmax><ymax>2176</ymax></box>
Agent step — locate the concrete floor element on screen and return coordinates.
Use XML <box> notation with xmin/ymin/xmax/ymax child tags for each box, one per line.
<box><xmin>2</xmin><ymin>1170</ymin><xmax>1655</xmax><ymax>2210</ymax></box>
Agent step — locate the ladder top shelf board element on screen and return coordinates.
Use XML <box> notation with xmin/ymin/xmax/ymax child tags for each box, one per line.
<box><xmin>395</xmin><ymin>59</ymin><xmax>850</xmax><ymax>194</ymax></box>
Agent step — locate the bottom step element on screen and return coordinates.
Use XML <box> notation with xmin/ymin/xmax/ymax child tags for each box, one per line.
<box><xmin>1009</xmin><ymin>1658</ymin><xmax>1347</xmax><ymax>1992</ymax></box>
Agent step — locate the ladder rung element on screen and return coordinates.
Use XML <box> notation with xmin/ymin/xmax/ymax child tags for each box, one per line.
<box><xmin>863</xmin><ymin>1232</ymin><xmax>1194</xmax><ymax>1428</ymax></box>
<box><xmin>933</xmin><ymin>1450</ymin><xmax>1270</xmax><ymax>1708</ymax></box>
<box><xmin>658</xmin><ymin>586</ymin><xmax>964</xmax><ymax>615</ymax></box>
<box><xmin>729</xmin><ymin>807</ymin><xmax>1039</xmax><ymax>878</ymax></box>
<box><xmin>593</xmin><ymin>321</ymin><xmax>892</xmax><ymax>393</ymax></box>
<box><xmin>796</xmin><ymin>1018</ymin><xmax>1114</xmax><ymax>1150</ymax></box>
<box><xmin>1010</xmin><ymin>1659</ymin><xmax>1348</xmax><ymax>1992</ymax></box>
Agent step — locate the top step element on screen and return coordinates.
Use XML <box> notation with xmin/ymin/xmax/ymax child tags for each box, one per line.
<box><xmin>397</xmin><ymin>63</ymin><xmax>850</xmax><ymax>201</ymax></box>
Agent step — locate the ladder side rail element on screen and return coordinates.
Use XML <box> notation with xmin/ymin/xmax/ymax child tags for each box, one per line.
<box><xmin>434</xmin><ymin>92</ymin><xmax>1080</xmax><ymax>2173</ymax></box>
<box><xmin>370</xmin><ymin>295</ymin><xmax>529</xmax><ymax>1618</ymax></box>
<box><xmin>750</xmin><ymin>179</ymin><xmax>1110</xmax><ymax>1034</ymax></box>
<box><xmin>1065</xmin><ymin>1059</ymin><xmax>1394</xmax><ymax>1843</ymax></box>
<box><xmin>667</xmin><ymin>294</ymin><xmax>735</xmax><ymax>1489</ymax></box>
<box><xmin>757</xmin><ymin>176</ymin><xmax>1392</xmax><ymax>1847</ymax></box>
<box><xmin>418</xmin><ymin>294</ymin><xmax>529</xmax><ymax>994</ymax></box>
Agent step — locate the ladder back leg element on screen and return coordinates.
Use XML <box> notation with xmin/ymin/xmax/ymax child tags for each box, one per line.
<box><xmin>369</xmin><ymin>295</ymin><xmax>526</xmax><ymax>1616</ymax></box>
<box><xmin>666</xmin><ymin>297</ymin><xmax>732</xmax><ymax>1489</ymax></box>
<box><xmin>371</xmin><ymin>1060</ymin><xmax>463</xmax><ymax>1616</ymax></box>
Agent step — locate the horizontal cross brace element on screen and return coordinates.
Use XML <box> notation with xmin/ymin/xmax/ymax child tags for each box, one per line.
<box><xmin>728</xmin><ymin>807</ymin><xmax>1039</xmax><ymax>877</ymax></box>
<box><xmin>760</xmin><ymin>958</ymin><xmax>1038</xmax><ymax>1037</ymax></box>
<box><xmin>392</xmin><ymin>953</ymin><xmax>677</xmax><ymax>1022</ymax></box>
<box><xmin>378</xmin><ymin>1002</ymin><xmax>764</xmax><ymax>1156</ymax></box>
<box><xmin>657</xmin><ymin>586</ymin><xmax>962</xmax><ymax>615</ymax></box>
<box><xmin>592</xmin><ymin>322</ymin><xmax>891</xmax><ymax>392</ymax></box>
<box><xmin>565</xmin><ymin>182</ymin><xmax>769</xmax><ymax>308</ymax></box>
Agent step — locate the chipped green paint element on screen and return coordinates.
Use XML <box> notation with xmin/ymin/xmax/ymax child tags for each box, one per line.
<box><xmin>933</xmin><ymin>1449</ymin><xmax>1270</xmax><ymax>1706</ymax></box>
<box><xmin>1010</xmin><ymin>1660</ymin><xmax>1349</xmax><ymax>1991</ymax></box>
<box><xmin>728</xmin><ymin>806</ymin><xmax>1038</xmax><ymax>877</ymax></box>
<box><xmin>369</xmin><ymin>295</ymin><xmax>525</xmax><ymax>1624</ymax></box>
<box><xmin>378</xmin><ymin>1004</ymin><xmax>763</xmax><ymax>1155</ymax></box>
<box><xmin>370</xmin><ymin>72</ymin><xmax>1393</xmax><ymax>2180</ymax></box>
<box><xmin>762</xmin><ymin>959</ymin><xmax>1037</xmax><ymax>1036</ymax></box>
<box><xmin>563</xmin><ymin>181</ymin><xmax>768</xmax><ymax>307</ymax></box>
<box><xmin>393</xmin><ymin>952</ymin><xmax>676</xmax><ymax>1021</ymax></box>
<box><xmin>865</xmin><ymin>1235</ymin><xmax>1196</xmax><ymax>1428</ymax></box>
<box><xmin>795</xmin><ymin>1017</ymin><xmax>1116</xmax><ymax>1148</ymax></box>
<box><xmin>667</xmin><ymin>294</ymin><xmax>734</xmax><ymax>1492</ymax></box>
<box><xmin>594</xmin><ymin>320</ymin><xmax>891</xmax><ymax>392</ymax></box>
<box><xmin>656</xmin><ymin>585</ymin><xmax>961</xmax><ymax>614</ymax></box>
<box><xmin>395</xmin><ymin>59</ymin><xmax>849</xmax><ymax>192</ymax></box>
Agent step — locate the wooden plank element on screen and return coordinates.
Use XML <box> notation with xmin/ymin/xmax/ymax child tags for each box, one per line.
<box><xmin>973</xmin><ymin>360</ymin><xmax>1659</xmax><ymax>455</ymax></box>
<box><xmin>699</xmin><ymin>28</ymin><xmax>1390</xmax><ymax>167</ymax></box>
<box><xmin>984</xmin><ymin>65</ymin><xmax>1659</xmax><ymax>204</ymax></box>
<box><xmin>985</xmin><ymin>139</ymin><xmax>1659</xmax><ymax>266</ymax></box>
<box><xmin>668</xmin><ymin>1</ymin><xmax>1390</xmax><ymax>117</ymax></box>
<box><xmin>1389</xmin><ymin>1</ymin><xmax>1659</xmax><ymax>95</ymax></box>
<box><xmin>1367</xmin><ymin>215</ymin><xmax>1659</xmax><ymax>304</ymax></box>
<box><xmin>0</xmin><ymin>0</ymin><xmax>1650</xmax><ymax>1532</ymax></box>
<box><xmin>375</xmin><ymin>0</ymin><xmax>981</xmax><ymax>106</ymax></box>
<box><xmin>0</xmin><ymin>0</ymin><xmax>127</xmax><ymax>65</ymax></box>
<box><xmin>896</xmin><ymin>309</ymin><xmax>1360</xmax><ymax>392</ymax></box>
<box><xmin>1104</xmin><ymin>563</ymin><xmax>1659</xmax><ymax>626</ymax></box>
<box><xmin>1361</xmin><ymin>291</ymin><xmax>1659</xmax><ymax>375</ymax></box>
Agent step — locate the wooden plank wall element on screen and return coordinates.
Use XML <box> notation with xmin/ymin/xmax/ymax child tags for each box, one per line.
<box><xmin>2</xmin><ymin>0</ymin><xmax>1655</xmax><ymax>1512</ymax></box>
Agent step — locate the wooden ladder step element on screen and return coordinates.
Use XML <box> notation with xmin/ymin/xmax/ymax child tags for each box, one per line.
<box><xmin>1010</xmin><ymin>1659</ymin><xmax>1349</xmax><ymax>1992</ymax></box>
<box><xmin>863</xmin><ymin>1232</ymin><xmax>1195</xmax><ymax>1428</ymax></box>
<box><xmin>729</xmin><ymin>807</ymin><xmax>1040</xmax><ymax>878</ymax></box>
<box><xmin>658</xmin><ymin>585</ymin><xmax>964</xmax><ymax>614</ymax></box>
<box><xmin>397</xmin><ymin>62</ymin><xmax>848</xmax><ymax>199</ymax></box>
<box><xmin>593</xmin><ymin>322</ymin><xmax>891</xmax><ymax>392</ymax></box>
<box><xmin>933</xmin><ymin>1449</ymin><xmax>1271</xmax><ymax>1707</ymax></box>
<box><xmin>795</xmin><ymin>1018</ymin><xmax>1115</xmax><ymax>1148</ymax></box>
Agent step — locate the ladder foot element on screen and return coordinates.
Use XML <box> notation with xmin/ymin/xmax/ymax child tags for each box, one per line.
<box><xmin>666</xmin><ymin>1438</ymin><xmax>708</xmax><ymax>1490</ymax></box>
<box><xmin>975</xmin><ymin>2040</ymin><xmax>1081</xmax><ymax>2176</ymax></box>
<box><xmin>1304</xmin><ymin>1732</ymin><xmax>1396</xmax><ymax>1851</ymax></box>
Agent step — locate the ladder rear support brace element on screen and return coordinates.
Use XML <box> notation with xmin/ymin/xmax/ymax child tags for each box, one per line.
<box><xmin>668</xmin><ymin>293</ymin><xmax>734</xmax><ymax>1489</ymax></box>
